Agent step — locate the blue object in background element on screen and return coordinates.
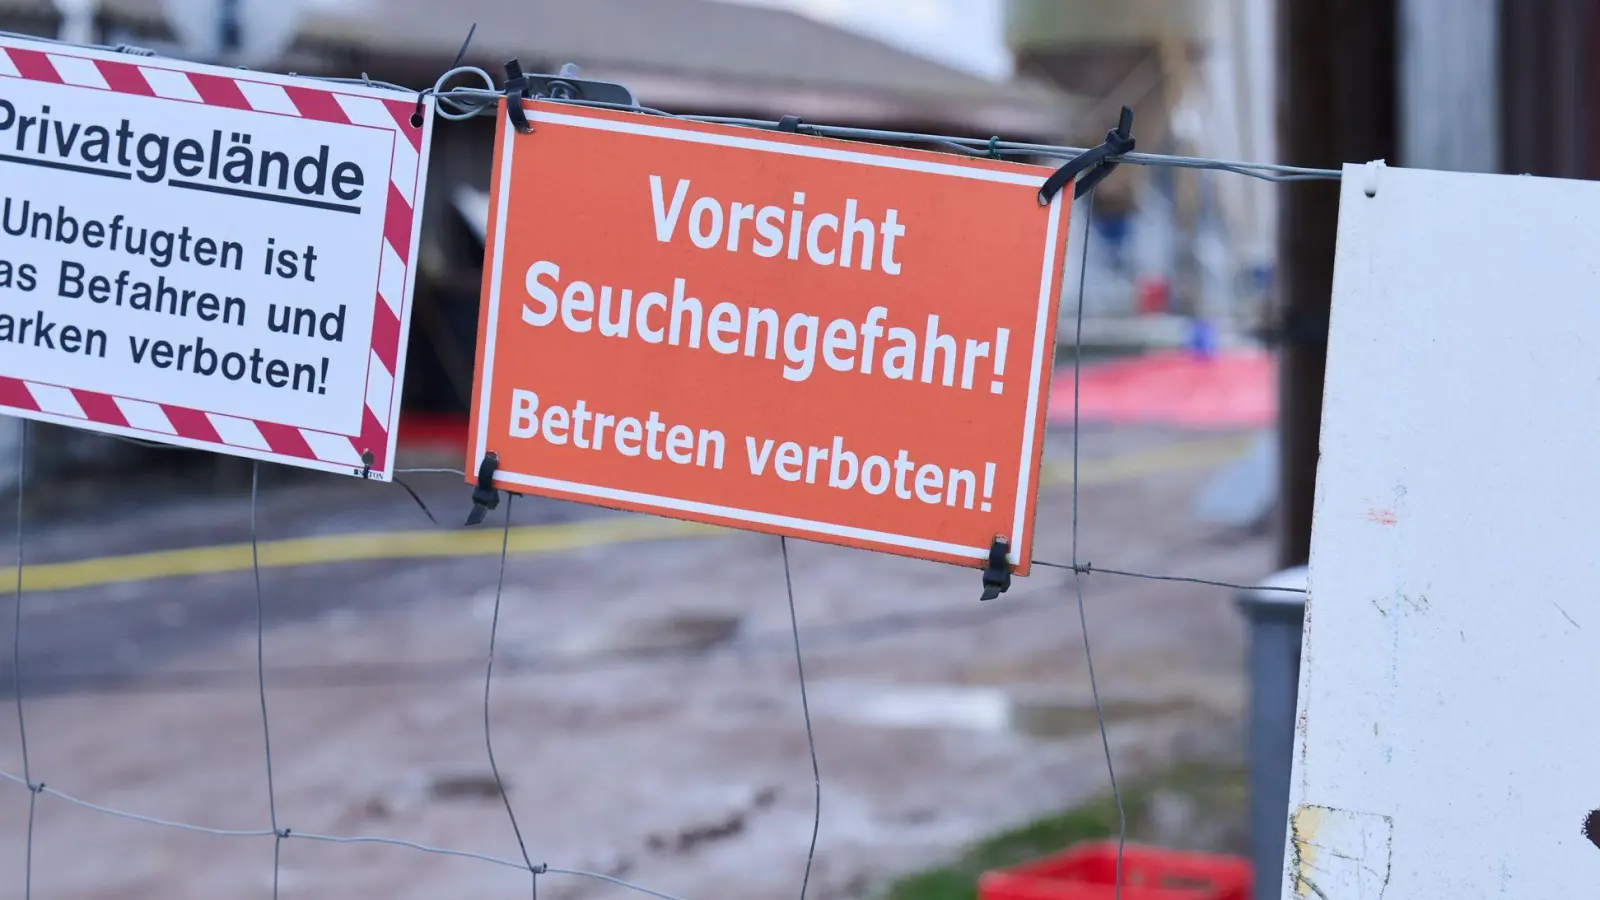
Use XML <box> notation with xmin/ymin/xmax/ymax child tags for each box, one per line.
<box><xmin>1093</xmin><ymin>213</ymin><xmax>1130</xmax><ymax>271</ymax></box>
<box><xmin>1188</xmin><ymin>317</ymin><xmax>1219</xmax><ymax>359</ymax></box>
<box><xmin>1094</xmin><ymin>213</ymin><xmax>1130</xmax><ymax>247</ymax></box>
<box><xmin>1248</xmin><ymin>263</ymin><xmax>1275</xmax><ymax>293</ymax></box>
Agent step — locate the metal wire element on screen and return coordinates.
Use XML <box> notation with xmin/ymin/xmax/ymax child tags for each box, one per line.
<box><xmin>0</xmin><ymin>27</ymin><xmax>1319</xmax><ymax>900</ymax></box>
<box><xmin>7</xmin><ymin>419</ymin><xmax>37</xmax><ymax>896</ymax></box>
<box><xmin>432</xmin><ymin>65</ymin><xmax>497</xmax><ymax>121</ymax></box>
<box><xmin>10</xmin><ymin>421</ymin><xmax>27</xmax><ymax>774</ymax></box>
<box><xmin>413</xmin><ymin>23</ymin><xmax>481</xmax><ymax>123</ymax></box>
<box><xmin>780</xmin><ymin>537</ymin><xmax>822</xmax><ymax>900</ymax></box>
<box><xmin>415</xmin><ymin>90</ymin><xmax>1342</xmax><ymax>183</ymax></box>
<box><xmin>4</xmin><ymin>578</ymin><xmax>1073</xmax><ymax>700</ymax></box>
<box><xmin>0</xmin><ymin>29</ymin><xmax>1344</xmax><ymax>184</ymax></box>
<box><xmin>0</xmin><ymin>476</ymin><xmax>1284</xmax><ymax>900</ymax></box>
<box><xmin>1067</xmin><ymin>193</ymin><xmax>1126</xmax><ymax>899</ymax></box>
<box><xmin>22</xmin><ymin>785</ymin><xmax>36</xmax><ymax>899</ymax></box>
<box><xmin>484</xmin><ymin>494</ymin><xmax>540</xmax><ymax>894</ymax></box>
<box><xmin>0</xmin><ymin>768</ymin><xmax>694</xmax><ymax>900</ymax></box>
<box><xmin>250</xmin><ymin>461</ymin><xmax>287</xmax><ymax>898</ymax></box>
<box><xmin>10</xmin><ymin>421</ymin><xmax>33</xmax><ymax>900</ymax></box>
<box><xmin>1032</xmin><ymin>559</ymin><xmax>1308</xmax><ymax>594</ymax></box>
<box><xmin>287</xmin><ymin>830</ymin><xmax>529</xmax><ymax>871</ymax></box>
<box><xmin>0</xmin><ymin>771</ymin><xmax>274</xmax><ymax>837</ymax></box>
<box><xmin>6</xmin><ymin>546</ymin><xmax>1289</xmax><ymax>702</ymax></box>
<box><xmin>545</xmin><ymin>866</ymin><xmax>692</xmax><ymax>900</ymax></box>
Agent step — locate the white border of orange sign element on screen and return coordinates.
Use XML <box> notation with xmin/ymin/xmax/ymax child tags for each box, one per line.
<box><xmin>473</xmin><ymin>106</ymin><xmax>1064</xmax><ymax>567</ymax></box>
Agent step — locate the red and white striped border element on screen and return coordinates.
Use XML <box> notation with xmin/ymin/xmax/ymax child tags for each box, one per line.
<box><xmin>0</xmin><ymin>37</ymin><xmax>431</xmax><ymax>480</ymax></box>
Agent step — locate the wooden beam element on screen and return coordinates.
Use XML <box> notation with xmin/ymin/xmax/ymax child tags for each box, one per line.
<box><xmin>1276</xmin><ymin>0</ymin><xmax>1398</xmax><ymax>567</ymax></box>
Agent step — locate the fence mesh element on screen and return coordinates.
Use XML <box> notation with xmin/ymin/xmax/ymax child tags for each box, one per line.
<box><xmin>1</xmin><ymin>32</ymin><xmax>1314</xmax><ymax>900</ymax></box>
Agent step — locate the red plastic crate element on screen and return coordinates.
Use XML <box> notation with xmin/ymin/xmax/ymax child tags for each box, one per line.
<box><xmin>977</xmin><ymin>841</ymin><xmax>1252</xmax><ymax>900</ymax></box>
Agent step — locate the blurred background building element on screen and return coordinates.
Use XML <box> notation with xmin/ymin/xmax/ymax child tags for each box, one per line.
<box><xmin>0</xmin><ymin>0</ymin><xmax>1291</xmax><ymax>485</ymax></box>
<box><xmin>1</xmin><ymin>4</ymin><xmax>1591</xmax><ymax>896</ymax></box>
<box><xmin>0</xmin><ymin>0</ymin><xmax>1304</xmax><ymax>476</ymax></box>
<box><xmin>0</xmin><ymin>0</ymin><xmax>1086</xmax><ymax>482</ymax></box>
<box><xmin>0</xmin><ymin>0</ymin><xmax>1594</xmax><ymax>543</ymax></box>
<box><xmin>1006</xmin><ymin>0</ymin><xmax>1277</xmax><ymax>350</ymax></box>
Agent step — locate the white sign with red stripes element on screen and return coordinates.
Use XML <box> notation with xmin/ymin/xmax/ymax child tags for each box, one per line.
<box><xmin>0</xmin><ymin>34</ymin><xmax>433</xmax><ymax>480</ymax></box>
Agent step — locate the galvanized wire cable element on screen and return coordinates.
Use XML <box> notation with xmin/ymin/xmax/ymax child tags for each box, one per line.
<box><xmin>21</xmin><ymin>772</ymin><xmax>35</xmax><ymax>899</ymax></box>
<box><xmin>1031</xmin><ymin>560</ymin><xmax>1308</xmax><ymax>594</ymax></box>
<box><xmin>287</xmin><ymin>830</ymin><xmax>529</xmax><ymax>870</ymax></box>
<box><xmin>415</xmin><ymin>90</ymin><xmax>1341</xmax><ymax>184</ymax></box>
<box><xmin>544</xmin><ymin>866</ymin><xmax>691</xmax><ymax>900</ymax></box>
<box><xmin>8</xmin><ymin>551</ymin><xmax>1293</xmax><ymax>700</ymax></box>
<box><xmin>250</xmin><ymin>461</ymin><xmax>287</xmax><ymax>898</ymax></box>
<box><xmin>0</xmin><ymin>29</ymin><xmax>1344</xmax><ymax>185</ymax></box>
<box><xmin>0</xmin><ymin>769</ymin><xmax>273</xmax><ymax>836</ymax></box>
<box><xmin>0</xmin><ymin>477</ymin><xmax>1284</xmax><ymax>900</ymax></box>
<box><xmin>6</xmin><ymin>580</ymin><xmax>1075</xmax><ymax>698</ymax></box>
<box><xmin>780</xmin><ymin>536</ymin><xmax>821</xmax><ymax>900</ymax></box>
<box><xmin>414</xmin><ymin>23</ymin><xmax>480</xmax><ymax>123</ymax></box>
<box><xmin>9</xmin><ymin>421</ymin><xmax>34</xmax><ymax>900</ymax></box>
<box><xmin>1069</xmin><ymin>195</ymin><xmax>1090</xmax><ymax>595</ymax></box>
<box><xmin>0</xmin><ymin>767</ymin><xmax>691</xmax><ymax>900</ymax></box>
<box><xmin>44</xmin><ymin>785</ymin><xmax>271</xmax><ymax>837</ymax></box>
<box><xmin>10</xmin><ymin>422</ymin><xmax>27</xmax><ymax>784</ymax></box>
<box><xmin>1067</xmin><ymin>192</ymin><xmax>1126</xmax><ymax>899</ymax></box>
<box><xmin>0</xmin><ymin>27</ymin><xmax>1321</xmax><ymax>900</ymax></box>
<box><xmin>484</xmin><ymin>494</ymin><xmax>542</xmax><ymax>895</ymax></box>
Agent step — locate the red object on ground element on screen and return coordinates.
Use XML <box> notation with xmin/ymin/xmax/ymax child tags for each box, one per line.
<box><xmin>1135</xmin><ymin>275</ymin><xmax>1170</xmax><ymax>315</ymax></box>
<box><xmin>1048</xmin><ymin>349</ymin><xmax>1276</xmax><ymax>429</ymax></box>
<box><xmin>978</xmin><ymin>842</ymin><xmax>1252</xmax><ymax>900</ymax></box>
<box><xmin>398</xmin><ymin>412</ymin><xmax>470</xmax><ymax>452</ymax></box>
<box><xmin>400</xmin><ymin>349</ymin><xmax>1273</xmax><ymax>451</ymax></box>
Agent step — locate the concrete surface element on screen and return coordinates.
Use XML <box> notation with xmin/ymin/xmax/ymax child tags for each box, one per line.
<box><xmin>0</xmin><ymin>423</ymin><xmax>1272</xmax><ymax>900</ymax></box>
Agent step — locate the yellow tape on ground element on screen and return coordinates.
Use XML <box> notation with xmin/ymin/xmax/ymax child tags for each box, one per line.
<box><xmin>1</xmin><ymin>517</ymin><xmax>717</xmax><ymax>595</ymax></box>
<box><xmin>0</xmin><ymin>434</ymin><xmax>1254</xmax><ymax>594</ymax></box>
<box><xmin>1040</xmin><ymin>433</ymin><xmax>1255</xmax><ymax>487</ymax></box>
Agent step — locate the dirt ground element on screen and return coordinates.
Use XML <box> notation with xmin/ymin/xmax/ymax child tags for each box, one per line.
<box><xmin>0</xmin><ymin>423</ymin><xmax>1275</xmax><ymax>900</ymax></box>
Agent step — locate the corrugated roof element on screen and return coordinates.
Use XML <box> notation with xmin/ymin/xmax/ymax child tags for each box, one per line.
<box><xmin>1</xmin><ymin>0</ymin><xmax>1076</xmax><ymax>135</ymax></box>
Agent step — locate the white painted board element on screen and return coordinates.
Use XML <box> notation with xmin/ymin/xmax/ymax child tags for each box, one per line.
<box><xmin>0</xmin><ymin>34</ymin><xmax>433</xmax><ymax>480</ymax></box>
<box><xmin>1285</xmin><ymin>162</ymin><xmax>1600</xmax><ymax>898</ymax></box>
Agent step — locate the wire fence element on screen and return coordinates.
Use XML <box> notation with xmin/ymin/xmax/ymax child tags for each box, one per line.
<box><xmin>2</xmin><ymin>30</ymin><xmax>1313</xmax><ymax>900</ymax></box>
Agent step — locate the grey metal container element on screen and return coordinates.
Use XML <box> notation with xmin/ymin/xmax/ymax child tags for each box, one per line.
<box><xmin>1235</xmin><ymin>566</ymin><xmax>1307</xmax><ymax>900</ymax></box>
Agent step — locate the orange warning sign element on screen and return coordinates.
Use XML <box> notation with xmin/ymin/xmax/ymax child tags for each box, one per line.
<box><xmin>468</xmin><ymin>101</ymin><xmax>1070</xmax><ymax>573</ymax></box>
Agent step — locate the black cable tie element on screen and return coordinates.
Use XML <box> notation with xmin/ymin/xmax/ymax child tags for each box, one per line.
<box><xmin>410</xmin><ymin>93</ymin><xmax>429</xmax><ymax>130</ymax></box>
<box><xmin>358</xmin><ymin>448</ymin><xmax>375</xmax><ymax>480</ymax></box>
<box><xmin>414</xmin><ymin>21</ymin><xmax>477</xmax><ymax>128</ymax></box>
<box><xmin>465</xmin><ymin>452</ymin><xmax>501</xmax><ymax>526</ymax></box>
<box><xmin>777</xmin><ymin>115</ymin><xmax>804</xmax><ymax>133</ymax></box>
<box><xmin>979</xmin><ymin>535</ymin><xmax>1012</xmax><ymax>601</ymax></box>
<box><xmin>503</xmin><ymin>59</ymin><xmax>533</xmax><ymax>135</ymax></box>
<box><xmin>1038</xmin><ymin>106</ymin><xmax>1135</xmax><ymax>206</ymax></box>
